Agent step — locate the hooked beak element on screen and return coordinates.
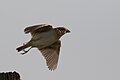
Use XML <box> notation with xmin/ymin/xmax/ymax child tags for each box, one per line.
<box><xmin>66</xmin><ymin>29</ymin><xmax>70</xmax><ymax>33</ymax></box>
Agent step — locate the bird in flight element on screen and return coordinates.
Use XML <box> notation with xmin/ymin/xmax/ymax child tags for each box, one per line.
<box><xmin>16</xmin><ymin>24</ymin><xmax>70</xmax><ymax>70</ymax></box>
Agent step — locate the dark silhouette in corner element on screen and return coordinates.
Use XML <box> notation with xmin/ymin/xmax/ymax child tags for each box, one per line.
<box><xmin>0</xmin><ymin>71</ymin><xmax>21</xmax><ymax>80</ymax></box>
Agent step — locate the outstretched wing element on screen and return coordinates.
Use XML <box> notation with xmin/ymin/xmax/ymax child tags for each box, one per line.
<box><xmin>24</xmin><ymin>24</ymin><xmax>53</xmax><ymax>36</ymax></box>
<box><xmin>38</xmin><ymin>40</ymin><xmax>61</xmax><ymax>70</ymax></box>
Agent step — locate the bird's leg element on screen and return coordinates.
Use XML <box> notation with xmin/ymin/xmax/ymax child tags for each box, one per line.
<box><xmin>21</xmin><ymin>47</ymin><xmax>32</xmax><ymax>55</ymax></box>
<box><xmin>20</xmin><ymin>43</ymin><xmax>32</xmax><ymax>55</ymax></box>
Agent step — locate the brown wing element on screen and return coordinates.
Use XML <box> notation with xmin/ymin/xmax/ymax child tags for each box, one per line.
<box><xmin>24</xmin><ymin>24</ymin><xmax>53</xmax><ymax>36</ymax></box>
<box><xmin>39</xmin><ymin>40</ymin><xmax>61</xmax><ymax>70</ymax></box>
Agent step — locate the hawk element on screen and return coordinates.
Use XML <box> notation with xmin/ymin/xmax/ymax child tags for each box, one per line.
<box><xmin>16</xmin><ymin>24</ymin><xmax>70</xmax><ymax>70</ymax></box>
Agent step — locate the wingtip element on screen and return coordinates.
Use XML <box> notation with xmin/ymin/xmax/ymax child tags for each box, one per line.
<box><xmin>48</xmin><ymin>64</ymin><xmax>57</xmax><ymax>71</ymax></box>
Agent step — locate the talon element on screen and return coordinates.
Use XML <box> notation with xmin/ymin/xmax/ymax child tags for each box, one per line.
<box><xmin>20</xmin><ymin>47</ymin><xmax>32</xmax><ymax>55</ymax></box>
<box><xmin>20</xmin><ymin>52</ymin><xmax>26</xmax><ymax>55</ymax></box>
<box><xmin>20</xmin><ymin>49</ymin><xmax>27</xmax><ymax>55</ymax></box>
<box><xmin>23</xmin><ymin>49</ymin><xmax>27</xmax><ymax>52</ymax></box>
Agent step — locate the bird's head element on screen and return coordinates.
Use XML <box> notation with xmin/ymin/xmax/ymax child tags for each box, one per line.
<box><xmin>55</xmin><ymin>27</ymin><xmax>70</xmax><ymax>38</ymax></box>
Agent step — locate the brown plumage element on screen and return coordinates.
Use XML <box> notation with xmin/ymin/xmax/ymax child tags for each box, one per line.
<box><xmin>16</xmin><ymin>24</ymin><xmax>70</xmax><ymax>70</ymax></box>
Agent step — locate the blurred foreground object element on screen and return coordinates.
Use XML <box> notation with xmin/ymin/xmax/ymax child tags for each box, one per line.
<box><xmin>0</xmin><ymin>71</ymin><xmax>21</xmax><ymax>80</ymax></box>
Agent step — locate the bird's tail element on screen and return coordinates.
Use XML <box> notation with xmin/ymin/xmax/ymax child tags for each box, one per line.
<box><xmin>16</xmin><ymin>43</ymin><xmax>30</xmax><ymax>52</ymax></box>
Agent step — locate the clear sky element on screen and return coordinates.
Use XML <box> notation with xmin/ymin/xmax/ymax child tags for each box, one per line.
<box><xmin>0</xmin><ymin>0</ymin><xmax>120</xmax><ymax>80</ymax></box>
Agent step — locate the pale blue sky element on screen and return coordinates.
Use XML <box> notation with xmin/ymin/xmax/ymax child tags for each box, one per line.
<box><xmin>0</xmin><ymin>0</ymin><xmax>120</xmax><ymax>80</ymax></box>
